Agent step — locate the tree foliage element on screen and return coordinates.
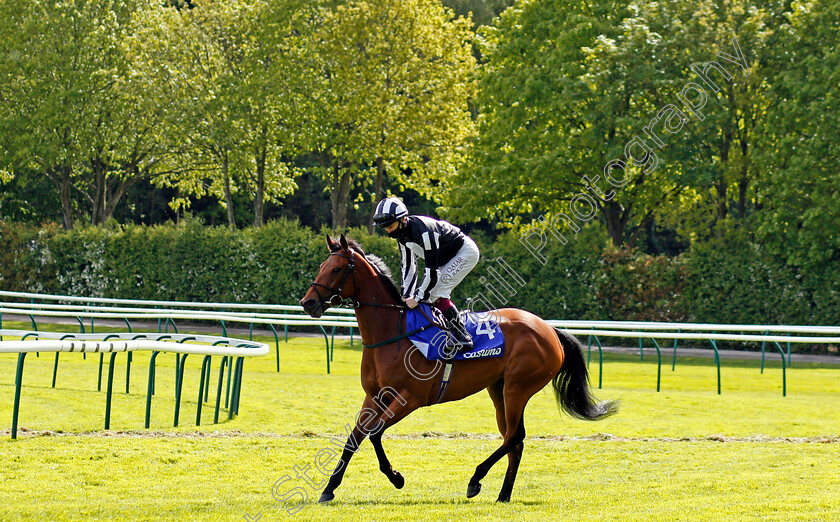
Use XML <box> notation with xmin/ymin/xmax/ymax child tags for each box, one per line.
<box><xmin>0</xmin><ymin>0</ymin><xmax>178</xmax><ymax>228</ymax></box>
<box><xmin>291</xmin><ymin>0</ymin><xmax>477</xmax><ymax>230</ymax></box>
<box><xmin>754</xmin><ymin>0</ymin><xmax>840</xmax><ymax>266</ymax></box>
<box><xmin>127</xmin><ymin>0</ymin><xmax>300</xmax><ymax>227</ymax></box>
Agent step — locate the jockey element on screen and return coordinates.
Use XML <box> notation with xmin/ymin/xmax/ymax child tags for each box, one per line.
<box><xmin>373</xmin><ymin>196</ymin><xmax>480</xmax><ymax>350</ymax></box>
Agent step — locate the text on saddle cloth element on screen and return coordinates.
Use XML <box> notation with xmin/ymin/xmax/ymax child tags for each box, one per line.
<box><xmin>406</xmin><ymin>304</ymin><xmax>505</xmax><ymax>361</ymax></box>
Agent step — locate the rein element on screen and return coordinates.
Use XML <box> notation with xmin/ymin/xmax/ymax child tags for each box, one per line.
<box><xmin>308</xmin><ymin>251</ymin><xmax>407</xmax><ymax>311</ymax></box>
<box><xmin>362</xmin><ymin>309</ymin><xmax>437</xmax><ymax>349</ymax></box>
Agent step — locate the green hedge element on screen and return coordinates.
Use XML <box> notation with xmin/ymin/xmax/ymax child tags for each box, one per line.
<box><xmin>1</xmin><ymin>220</ymin><xmax>837</xmax><ymax>335</ymax></box>
<box><xmin>0</xmin><ymin>218</ymin><xmax>377</xmax><ymax>304</ymax></box>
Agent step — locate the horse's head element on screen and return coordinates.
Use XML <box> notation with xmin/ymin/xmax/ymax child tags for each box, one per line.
<box><xmin>300</xmin><ymin>234</ymin><xmax>358</xmax><ymax>318</ymax></box>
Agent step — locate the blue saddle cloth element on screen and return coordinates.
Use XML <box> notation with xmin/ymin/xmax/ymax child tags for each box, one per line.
<box><xmin>406</xmin><ymin>304</ymin><xmax>505</xmax><ymax>361</ymax></box>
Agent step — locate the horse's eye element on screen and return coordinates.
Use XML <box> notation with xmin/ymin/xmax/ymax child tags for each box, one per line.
<box><xmin>332</xmin><ymin>267</ymin><xmax>341</xmax><ymax>273</ymax></box>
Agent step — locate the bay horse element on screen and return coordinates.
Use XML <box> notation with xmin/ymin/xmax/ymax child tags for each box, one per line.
<box><xmin>299</xmin><ymin>235</ymin><xmax>618</xmax><ymax>503</ymax></box>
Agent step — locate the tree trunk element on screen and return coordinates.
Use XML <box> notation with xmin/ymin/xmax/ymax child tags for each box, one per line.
<box><xmin>90</xmin><ymin>157</ymin><xmax>107</xmax><ymax>225</ymax></box>
<box><xmin>737</xmin><ymin>135</ymin><xmax>750</xmax><ymax>219</ymax></box>
<box><xmin>253</xmin><ymin>141</ymin><xmax>267</xmax><ymax>228</ymax></box>
<box><xmin>102</xmin><ymin>175</ymin><xmax>137</xmax><ymax>224</ymax></box>
<box><xmin>222</xmin><ymin>154</ymin><xmax>236</xmax><ymax>227</ymax></box>
<box><xmin>716</xmin><ymin>131</ymin><xmax>732</xmax><ymax>224</ymax></box>
<box><xmin>368</xmin><ymin>156</ymin><xmax>385</xmax><ymax>234</ymax></box>
<box><xmin>601</xmin><ymin>200</ymin><xmax>630</xmax><ymax>247</ymax></box>
<box><xmin>330</xmin><ymin>162</ymin><xmax>352</xmax><ymax>231</ymax></box>
<box><xmin>57</xmin><ymin>166</ymin><xmax>74</xmax><ymax>230</ymax></box>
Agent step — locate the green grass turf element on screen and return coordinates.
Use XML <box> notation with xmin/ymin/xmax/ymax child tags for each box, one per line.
<box><xmin>1</xmin><ymin>322</ymin><xmax>839</xmax><ymax>521</ymax></box>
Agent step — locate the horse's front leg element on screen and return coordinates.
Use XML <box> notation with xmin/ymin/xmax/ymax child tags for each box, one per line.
<box><xmin>319</xmin><ymin>391</ymin><xmax>420</xmax><ymax>502</ymax></box>
<box><xmin>368</xmin><ymin>389</ymin><xmax>421</xmax><ymax>489</ymax></box>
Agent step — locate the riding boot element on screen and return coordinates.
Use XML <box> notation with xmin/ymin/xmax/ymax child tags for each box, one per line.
<box><xmin>442</xmin><ymin>306</ymin><xmax>473</xmax><ymax>352</ymax></box>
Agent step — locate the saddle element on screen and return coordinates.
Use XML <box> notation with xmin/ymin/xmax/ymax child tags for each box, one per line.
<box><xmin>406</xmin><ymin>304</ymin><xmax>505</xmax><ymax>361</ymax></box>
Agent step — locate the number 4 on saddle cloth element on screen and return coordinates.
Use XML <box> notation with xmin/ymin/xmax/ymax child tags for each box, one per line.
<box><xmin>406</xmin><ymin>304</ymin><xmax>505</xmax><ymax>361</ymax></box>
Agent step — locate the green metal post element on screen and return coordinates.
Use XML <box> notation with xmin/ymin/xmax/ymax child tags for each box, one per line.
<box><xmin>52</xmin><ymin>353</ymin><xmax>60</xmax><ymax>388</ymax></box>
<box><xmin>97</xmin><ymin>353</ymin><xmax>104</xmax><ymax>391</ymax></box>
<box><xmin>174</xmin><ymin>353</ymin><xmax>188</xmax><ymax>427</ymax></box>
<box><xmin>225</xmin><ymin>356</ymin><xmax>233</xmax><ymax>408</ymax></box>
<box><xmin>268</xmin><ymin>324</ymin><xmax>280</xmax><ymax>372</ymax></box>
<box><xmin>761</xmin><ymin>330</ymin><xmax>768</xmax><ymax>374</ymax></box>
<box><xmin>214</xmin><ymin>357</ymin><xmax>228</xmax><ymax>424</ymax></box>
<box><xmin>165</xmin><ymin>318</ymin><xmax>178</xmax><ymax>333</ymax></box>
<box><xmin>638</xmin><ymin>336</ymin><xmax>644</xmax><ymax>361</ymax></box>
<box><xmin>708</xmin><ymin>339</ymin><xmax>721</xmax><ymax>395</ymax></box>
<box><xmin>772</xmin><ymin>341</ymin><xmax>787</xmax><ymax>396</ymax></box>
<box><xmin>229</xmin><ymin>357</ymin><xmax>243</xmax><ymax>420</ymax></box>
<box><xmin>145</xmin><ymin>351</ymin><xmax>160</xmax><ymax>428</ymax></box>
<box><xmin>11</xmin><ymin>353</ymin><xmax>27</xmax><ymax>439</ymax></box>
<box><xmin>235</xmin><ymin>358</ymin><xmax>244</xmax><ymax>415</ymax></box>
<box><xmin>28</xmin><ymin>315</ymin><xmax>38</xmax><ymax>358</ymax></box>
<box><xmin>591</xmin><ymin>335</ymin><xmax>604</xmax><ymax>389</ymax></box>
<box><xmin>129</xmin><ymin>335</ymin><xmax>148</xmax><ymax>394</ymax></box>
<box><xmin>204</xmin><ymin>357</ymin><xmax>212</xmax><ymax>403</ymax></box>
<box><xmin>671</xmin><ymin>330</ymin><xmax>680</xmax><ymax>371</ymax></box>
<box><xmin>650</xmin><ymin>338</ymin><xmax>662</xmax><ymax>392</ymax></box>
<box><xmin>208</xmin><ymin>340</ymin><xmax>229</xmax><ymax>404</ymax></box>
<box><xmin>125</xmin><ymin>352</ymin><xmax>133</xmax><ymax>394</ymax></box>
<box><xmin>104</xmin><ymin>352</ymin><xmax>117</xmax><ymax>429</ymax></box>
<box><xmin>53</xmin><ymin>334</ymin><xmax>76</xmax><ymax>388</ymax></box>
<box><xmin>97</xmin><ymin>334</ymin><xmax>122</xmax><ymax>393</ymax></box>
<box><xmin>786</xmin><ymin>334</ymin><xmax>792</xmax><ymax>367</ymax></box>
<box><xmin>196</xmin><ymin>355</ymin><xmax>211</xmax><ymax>426</ymax></box>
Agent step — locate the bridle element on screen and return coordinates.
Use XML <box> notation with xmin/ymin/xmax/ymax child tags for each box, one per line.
<box><xmin>308</xmin><ymin>250</ymin><xmax>405</xmax><ymax>310</ymax></box>
<box><xmin>308</xmin><ymin>251</ymin><xmax>357</xmax><ymax>309</ymax></box>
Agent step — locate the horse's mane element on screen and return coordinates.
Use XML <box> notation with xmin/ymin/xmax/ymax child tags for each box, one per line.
<box><xmin>344</xmin><ymin>239</ymin><xmax>403</xmax><ymax>302</ymax></box>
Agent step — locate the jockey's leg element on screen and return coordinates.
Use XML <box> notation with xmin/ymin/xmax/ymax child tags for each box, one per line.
<box><xmin>435</xmin><ymin>297</ymin><xmax>473</xmax><ymax>350</ymax></box>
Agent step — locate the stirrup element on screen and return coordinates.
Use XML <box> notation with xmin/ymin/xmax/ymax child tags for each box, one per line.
<box><xmin>445</xmin><ymin>322</ymin><xmax>473</xmax><ymax>352</ymax></box>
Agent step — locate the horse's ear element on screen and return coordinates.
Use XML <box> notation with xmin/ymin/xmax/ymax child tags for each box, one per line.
<box><xmin>326</xmin><ymin>234</ymin><xmax>339</xmax><ymax>252</ymax></box>
<box><xmin>339</xmin><ymin>234</ymin><xmax>349</xmax><ymax>251</ymax></box>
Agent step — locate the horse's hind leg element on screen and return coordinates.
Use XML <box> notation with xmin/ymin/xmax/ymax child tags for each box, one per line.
<box><xmin>497</xmin><ymin>416</ymin><xmax>525</xmax><ymax>502</ymax></box>
<box><xmin>483</xmin><ymin>379</ymin><xmax>526</xmax><ymax>502</ymax></box>
<box><xmin>468</xmin><ymin>385</ymin><xmax>529</xmax><ymax>499</ymax></box>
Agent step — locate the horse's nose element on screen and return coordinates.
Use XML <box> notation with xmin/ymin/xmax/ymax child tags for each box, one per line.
<box><xmin>301</xmin><ymin>298</ymin><xmax>321</xmax><ymax>317</ymax></box>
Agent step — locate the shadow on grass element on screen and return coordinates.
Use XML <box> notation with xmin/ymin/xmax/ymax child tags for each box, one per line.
<box><xmin>310</xmin><ymin>497</ymin><xmax>548</xmax><ymax>507</ymax></box>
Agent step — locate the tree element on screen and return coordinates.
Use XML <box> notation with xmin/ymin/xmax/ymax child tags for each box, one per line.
<box><xmin>754</xmin><ymin>0</ymin><xmax>840</xmax><ymax>266</ymax></box>
<box><xmin>0</xmin><ymin>0</ymin><xmax>177</xmax><ymax>228</ymax></box>
<box><xmin>448</xmin><ymin>0</ymin><xmax>774</xmax><ymax>247</ymax></box>
<box><xmin>292</xmin><ymin>0</ymin><xmax>477</xmax><ymax>230</ymax></box>
<box><xmin>130</xmin><ymin>0</ymin><xmax>299</xmax><ymax>227</ymax></box>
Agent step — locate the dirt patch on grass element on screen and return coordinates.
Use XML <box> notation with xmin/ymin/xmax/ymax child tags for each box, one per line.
<box><xmin>3</xmin><ymin>427</ymin><xmax>837</xmax><ymax>444</ymax></box>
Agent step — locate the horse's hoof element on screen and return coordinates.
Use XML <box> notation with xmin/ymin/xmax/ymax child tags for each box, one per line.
<box><xmin>390</xmin><ymin>471</ymin><xmax>405</xmax><ymax>489</ymax></box>
<box><xmin>318</xmin><ymin>492</ymin><xmax>335</xmax><ymax>503</ymax></box>
<box><xmin>466</xmin><ymin>482</ymin><xmax>482</xmax><ymax>498</ymax></box>
<box><xmin>496</xmin><ymin>495</ymin><xmax>511</xmax><ymax>503</ymax></box>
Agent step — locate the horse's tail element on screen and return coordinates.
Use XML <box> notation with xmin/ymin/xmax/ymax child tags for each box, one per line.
<box><xmin>551</xmin><ymin>328</ymin><xmax>619</xmax><ymax>420</ymax></box>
